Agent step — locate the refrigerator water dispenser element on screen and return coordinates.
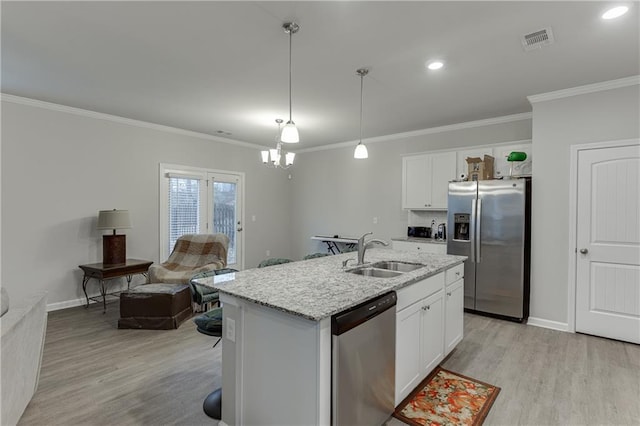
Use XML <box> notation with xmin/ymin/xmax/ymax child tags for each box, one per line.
<box><xmin>453</xmin><ymin>214</ymin><xmax>470</xmax><ymax>241</ymax></box>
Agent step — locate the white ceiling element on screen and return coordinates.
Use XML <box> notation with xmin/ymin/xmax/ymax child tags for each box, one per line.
<box><xmin>2</xmin><ymin>1</ymin><xmax>638</xmax><ymax>150</ymax></box>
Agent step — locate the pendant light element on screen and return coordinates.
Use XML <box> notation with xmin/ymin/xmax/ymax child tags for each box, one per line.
<box><xmin>354</xmin><ymin>68</ymin><xmax>369</xmax><ymax>159</ymax></box>
<box><xmin>281</xmin><ymin>22</ymin><xmax>300</xmax><ymax>143</ymax></box>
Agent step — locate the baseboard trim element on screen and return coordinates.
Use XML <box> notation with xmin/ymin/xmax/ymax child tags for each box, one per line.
<box><xmin>526</xmin><ymin>317</ymin><xmax>570</xmax><ymax>332</ymax></box>
<box><xmin>47</xmin><ymin>298</ymin><xmax>91</xmax><ymax>312</ymax></box>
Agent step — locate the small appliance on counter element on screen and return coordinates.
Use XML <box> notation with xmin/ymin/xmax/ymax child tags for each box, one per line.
<box><xmin>407</xmin><ymin>226</ymin><xmax>431</xmax><ymax>238</ymax></box>
<box><xmin>436</xmin><ymin>223</ymin><xmax>446</xmax><ymax>240</ymax></box>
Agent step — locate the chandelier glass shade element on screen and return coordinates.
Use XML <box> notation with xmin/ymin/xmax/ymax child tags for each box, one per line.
<box><xmin>262</xmin><ymin>119</ymin><xmax>295</xmax><ymax>169</ymax></box>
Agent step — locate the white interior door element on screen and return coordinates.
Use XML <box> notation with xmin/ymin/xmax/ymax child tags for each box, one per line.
<box><xmin>575</xmin><ymin>143</ymin><xmax>640</xmax><ymax>343</ymax></box>
<box><xmin>208</xmin><ymin>172</ymin><xmax>244</xmax><ymax>270</ymax></box>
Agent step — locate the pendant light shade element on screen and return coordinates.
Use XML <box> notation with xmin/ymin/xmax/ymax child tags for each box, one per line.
<box><xmin>354</xmin><ymin>68</ymin><xmax>370</xmax><ymax>159</ymax></box>
<box><xmin>281</xmin><ymin>120</ymin><xmax>299</xmax><ymax>143</ymax></box>
<box><xmin>354</xmin><ymin>142</ymin><xmax>369</xmax><ymax>159</ymax></box>
<box><xmin>282</xmin><ymin>22</ymin><xmax>300</xmax><ymax>143</ymax></box>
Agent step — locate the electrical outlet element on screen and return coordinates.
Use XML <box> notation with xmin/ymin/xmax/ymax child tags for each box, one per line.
<box><xmin>373</xmin><ymin>217</ymin><xmax>378</xmax><ymax>224</ymax></box>
<box><xmin>266</xmin><ymin>249</ymin><xmax>271</xmax><ymax>257</ymax></box>
<box><xmin>226</xmin><ymin>317</ymin><xmax>236</xmax><ymax>342</ymax></box>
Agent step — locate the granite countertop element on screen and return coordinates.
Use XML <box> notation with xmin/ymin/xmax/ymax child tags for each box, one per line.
<box><xmin>392</xmin><ymin>237</ymin><xmax>448</xmax><ymax>245</ymax></box>
<box><xmin>193</xmin><ymin>248</ymin><xmax>466</xmax><ymax>322</ymax></box>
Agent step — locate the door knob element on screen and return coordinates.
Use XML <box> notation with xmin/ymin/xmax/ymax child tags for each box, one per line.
<box><xmin>579</xmin><ymin>248</ymin><xmax>588</xmax><ymax>254</ymax></box>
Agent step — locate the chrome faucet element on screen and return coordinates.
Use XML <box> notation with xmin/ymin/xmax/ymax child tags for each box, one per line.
<box><xmin>357</xmin><ymin>232</ymin><xmax>389</xmax><ymax>265</ymax></box>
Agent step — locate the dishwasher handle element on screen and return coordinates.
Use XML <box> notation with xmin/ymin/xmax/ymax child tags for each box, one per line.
<box><xmin>331</xmin><ymin>291</ymin><xmax>397</xmax><ymax>336</ymax></box>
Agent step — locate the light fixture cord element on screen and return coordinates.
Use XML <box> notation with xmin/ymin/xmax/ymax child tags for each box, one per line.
<box><xmin>359</xmin><ymin>73</ymin><xmax>364</xmax><ymax>143</ymax></box>
<box><xmin>288</xmin><ymin>28</ymin><xmax>293</xmax><ymax>122</ymax></box>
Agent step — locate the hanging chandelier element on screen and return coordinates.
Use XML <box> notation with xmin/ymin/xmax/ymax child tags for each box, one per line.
<box><xmin>261</xmin><ymin>119</ymin><xmax>295</xmax><ymax>169</ymax></box>
<box><xmin>280</xmin><ymin>22</ymin><xmax>300</xmax><ymax>143</ymax></box>
<box><xmin>354</xmin><ymin>68</ymin><xmax>369</xmax><ymax>159</ymax></box>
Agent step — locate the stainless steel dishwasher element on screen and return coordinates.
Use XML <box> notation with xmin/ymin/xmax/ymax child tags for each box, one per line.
<box><xmin>331</xmin><ymin>291</ymin><xmax>396</xmax><ymax>426</ymax></box>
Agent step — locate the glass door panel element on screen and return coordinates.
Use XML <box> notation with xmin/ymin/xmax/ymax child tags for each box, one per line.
<box><xmin>209</xmin><ymin>172</ymin><xmax>243</xmax><ymax>270</ymax></box>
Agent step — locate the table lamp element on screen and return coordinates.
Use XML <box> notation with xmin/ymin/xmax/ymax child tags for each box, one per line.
<box><xmin>97</xmin><ymin>209</ymin><xmax>132</xmax><ymax>265</ymax></box>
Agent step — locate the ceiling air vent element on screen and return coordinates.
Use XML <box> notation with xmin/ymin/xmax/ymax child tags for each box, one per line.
<box><xmin>521</xmin><ymin>27</ymin><xmax>555</xmax><ymax>51</ymax></box>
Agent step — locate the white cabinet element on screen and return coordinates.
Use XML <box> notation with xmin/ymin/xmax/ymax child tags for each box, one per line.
<box><xmin>392</xmin><ymin>240</ymin><xmax>447</xmax><ymax>254</ymax></box>
<box><xmin>444</xmin><ymin>279</ymin><xmax>464</xmax><ymax>356</ymax></box>
<box><xmin>395</xmin><ymin>299</ymin><xmax>424</xmax><ymax>403</ymax></box>
<box><xmin>444</xmin><ymin>263</ymin><xmax>464</xmax><ymax>356</ymax></box>
<box><xmin>402</xmin><ymin>152</ymin><xmax>456</xmax><ymax>210</ymax></box>
<box><xmin>395</xmin><ymin>272</ymin><xmax>445</xmax><ymax>405</ymax></box>
<box><xmin>420</xmin><ymin>290</ymin><xmax>444</xmax><ymax>376</ymax></box>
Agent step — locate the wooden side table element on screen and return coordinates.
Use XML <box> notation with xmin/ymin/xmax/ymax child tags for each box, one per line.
<box><xmin>79</xmin><ymin>259</ymin><xmax>153</xmax><ymax>313</ymax></box>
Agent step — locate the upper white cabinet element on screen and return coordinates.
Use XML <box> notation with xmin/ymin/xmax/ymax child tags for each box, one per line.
<box><xmin>402</xmin><ymin>151</ymin><xmax>456</xmax><ymax>210</ymax></box>
<box><xmin>403</xmin><ymin>142</ymin><xmax>531</xmax><ymax>211</ymax></box>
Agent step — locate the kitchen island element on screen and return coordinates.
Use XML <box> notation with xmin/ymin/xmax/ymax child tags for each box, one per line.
<box><xmin>194</xmin><ymin>248</ymin><xmax>466</xmax><ymax>425</ymax></box>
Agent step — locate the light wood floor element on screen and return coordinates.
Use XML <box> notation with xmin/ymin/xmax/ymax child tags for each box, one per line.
<box><xmin>19</xmin><ymin>305</ymin><xmax>640</xmax><ymax>426</ymax></box>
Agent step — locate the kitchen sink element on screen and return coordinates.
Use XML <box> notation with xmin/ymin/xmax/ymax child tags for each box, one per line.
<box><xmin>370</xmin><ymin>261</ymin><xmax>424</xmax><ymax>272</ymax></box>
<box><xmin>347</xmin><ymin>267</ymin><xmax>403</xmax><ymax>278</ymax></box>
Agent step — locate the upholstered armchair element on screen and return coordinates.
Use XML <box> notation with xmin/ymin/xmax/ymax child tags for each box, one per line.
<box><xmin>149</xmin><ymin>234</ymin><xmax>229</xmax><ymax>285</ymax></box>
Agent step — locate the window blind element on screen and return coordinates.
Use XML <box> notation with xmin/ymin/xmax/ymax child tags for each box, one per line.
<box><xmin>168</xmin><ymin>177</ymin><xmax>200</xmax><ymax>254</ymax></box>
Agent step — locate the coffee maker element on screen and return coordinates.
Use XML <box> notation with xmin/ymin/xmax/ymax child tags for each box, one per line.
<box><xmin>436</xmin><ymin>223</ymin><xmax>447</xmax><ymax>240</ymax></box>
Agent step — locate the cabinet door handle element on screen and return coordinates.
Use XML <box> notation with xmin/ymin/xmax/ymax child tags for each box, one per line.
<box><xmin>455</xmin><ymin>271</ymin><xmax>461</xmax><ymax>276</ymax></box>
<box><xmin>447</xmin><ymin>292</ymin><xmax>452</xmax><ymax>297</ymax></box>
<box><xmin>422</xmin><ymin>305</ymin><xmax>430</xmax><ymax>310</ymax></box>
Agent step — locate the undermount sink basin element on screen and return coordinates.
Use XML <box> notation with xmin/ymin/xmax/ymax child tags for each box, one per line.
<box><xmin>370</xmin><ymin>261</ymin><xmax>424</xmax><ymax>272</ymax></box>
<box><xmin>348</xmin><ymin>267</ymin><xmax>403</xmax><ymax>278</ymax></box>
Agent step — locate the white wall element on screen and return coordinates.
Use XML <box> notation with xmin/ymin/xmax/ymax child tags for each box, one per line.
<box><xmin>290</xmin><ymin>118</ymin><xmax>532</xmax><ymax>257</ymax></box>
<box><xmin>529</xmin><ymin>82</ymin><xmax>640</xmax><ymax>326</ymax></box>
<box><xmin>1</xmin><ymin>99</ymin><xmax>293</xmax><ymax>308</ymax></box>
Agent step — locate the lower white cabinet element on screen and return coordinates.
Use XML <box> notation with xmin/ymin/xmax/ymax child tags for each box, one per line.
<box><xmin>420</xmin><ymin>290</ymin><xmax>444</xmax><ymax>376</ymax></box>
<box><xmin>392</xmin><ymin>240</ymin><xmax>447</xmax><ymax>254</ymax></box>
<box><xmin>395</xmin><ymin>299</ymin><xmax>424</xmax><ymax>404</ymax></box>
<box><xmin>395</xmin><ymin>274</ymin><xmax>445</xmax><ymax>406</ymax></box>
<box><xmin>444</xmin><ymin>279</ymin><xmax>464</xmax><ymax>355</ymax></box>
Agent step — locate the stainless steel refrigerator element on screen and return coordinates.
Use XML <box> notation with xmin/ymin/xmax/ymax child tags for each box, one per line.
<box><xmin>447</xmin><ymin>178</ymin><xmax>531</xmax><ymax>322</ymax></box>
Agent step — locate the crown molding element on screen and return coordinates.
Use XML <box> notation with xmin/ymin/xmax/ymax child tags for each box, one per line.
<box><xmin>296</xmin><ymin>112</ymin><xmax>532</xmax><ymax>154</ymax></box>
<box><xmin>2</xmin><ymin>93</ymin><xmax>532</xmax><ymax>154</ymax></box>
<box><xmin>527</xmin><ymin>75</ymin><xmax>640</xmax><ymax>104</ymax></box>
<box><xmin>0</xmin><ymin>93</ymin><xmax>267</xmax><ymax>150</ymax></box>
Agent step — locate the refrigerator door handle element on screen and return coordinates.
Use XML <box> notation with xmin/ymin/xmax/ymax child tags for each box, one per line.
<box><xmin>476</xmin><ymin>198</ymin><xmax>482</xmax><ymax>263</ymax></box>
<box><xmin>470</xmin><ymin>199</ymin><xmax>476</xmax><ymax>263</ymax></box>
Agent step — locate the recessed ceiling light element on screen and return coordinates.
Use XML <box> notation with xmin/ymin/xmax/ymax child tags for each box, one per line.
<box><xmin>427</xmin><ymin>61</ymin><xmax>444</xmax><ymax>70</ymax></box>
<box><xmin>602</xmin><ymin>6</ymin><xmax>629</xmax><ymax>19</ymax></box>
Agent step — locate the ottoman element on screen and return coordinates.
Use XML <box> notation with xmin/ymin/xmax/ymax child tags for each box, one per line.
<box><xmin>118</xmin><ymin>283</ymin><xmax>192</xmax><ymax>330</ymax></box>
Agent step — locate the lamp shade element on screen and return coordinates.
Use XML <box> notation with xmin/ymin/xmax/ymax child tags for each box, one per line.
<box><xmin>280</xmin><ymin>121</ymin><xmax>299</xmax><ymax>143</ymax></box>
<box><xmin>354</xmin><ymin>142</ymin><xmax>369</xmax><ymax>159</ymax></box>
<box><xmin>97</xmin><ymin>210</ymin><xmax>132</xmax><ymax>230</ymax></box>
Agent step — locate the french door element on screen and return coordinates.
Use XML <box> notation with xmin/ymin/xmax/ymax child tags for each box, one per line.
<box><xmin>574</xmin><ymin>142</ymin><xmax>640</xmax><ymax>343</ymax></box>
<box><xmin>161</xmin><ymin>164</ymin><xmax>244</xmax><ymax>269</ymax></box>
<box><xmin>208</xmin><ymin>172</ymin><xmax>244</xmax><ymax>270</ymax></box>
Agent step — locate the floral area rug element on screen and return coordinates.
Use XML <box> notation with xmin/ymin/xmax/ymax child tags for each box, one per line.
<box><xmin>394</xmin><ymin>367</ymin><xmax>500</xmax><ymax>426</ymax></box>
